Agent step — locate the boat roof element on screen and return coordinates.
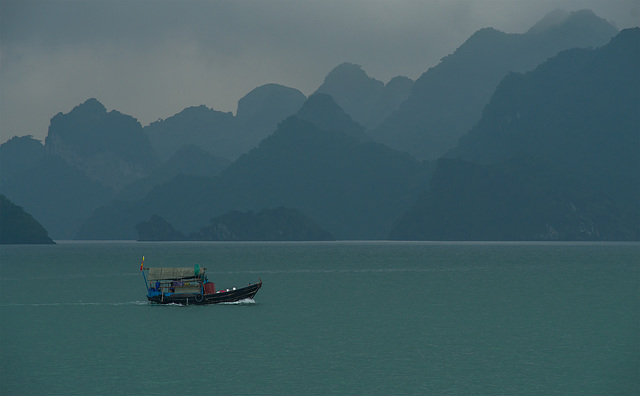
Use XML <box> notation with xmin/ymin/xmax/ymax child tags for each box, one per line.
<box><xmin>147</xmin><ymin>267</ymin><xmax>205</xmax><ymax>281</ymax></box>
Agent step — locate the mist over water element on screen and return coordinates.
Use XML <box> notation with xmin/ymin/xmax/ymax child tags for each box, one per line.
<box><xmin>1</xmin><ymin>241</ymin><xmax>638</xmax><ymax>394</ymax></box>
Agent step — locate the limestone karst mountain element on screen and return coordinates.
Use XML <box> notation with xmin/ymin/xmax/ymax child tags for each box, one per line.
<box><xmin>390</xmin><ymin>29</ymin><xmax>639</xmax><ymax>240</ymax></box>
<box><xmin>145</xmin><ymin>83</ymin><xmax>306</xmax><ymax>161</ymax></box>
<box><xmin>77</xmin><ymin>95</ymin><xmax>431</xmax><ymax>240</ymax></box>
<box><xmin>0</xmin><ymin>194</ymin><xmax>55</xmax><ymax>244</ymax></box>
<box><xmin>315</xmin><ymin>62</ymin><xmax>412</xmax><ymax>130</ymax></box>
<box><xmin>371</xmin><ymin>9</ymin><xmax>619</xmax><ymax>160</ymax></box>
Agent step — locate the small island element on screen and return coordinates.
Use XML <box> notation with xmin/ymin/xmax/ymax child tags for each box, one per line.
<box><xmin>136</xmin><ymin>207</ymin><xmax>334</xmax><ymax>241</ymax></box>
<box><xmin>0</xmin><ymin>195</ymin><xmax>55</xmax><ymax>244</ymax></box>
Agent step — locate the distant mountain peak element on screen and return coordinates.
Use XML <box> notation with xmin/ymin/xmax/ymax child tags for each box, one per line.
<box><xmin>317</xmin><ymin>62</ymin><xmax>385</xmax><ymax>95</ymax></box>
<box><xmin>81</xmin><ymin>97</ymin><xmax>103</xmax><ymax>106</ymax></box>
<box><xmin>71</xmin><ymin>97</ymin><xmax>107</xmax><ymax>115</ymax></box>
<box><xmin>387</xmin><ymin>75</ymin><xmax>413</xmax><ymax>87</ymax></box>
<box><xmin>0</xmin><ymin>135</ymin><xmax>45</xmax><ymax>185</ymax></box>
<box><xmin>527</xmin><ymin>9</ymin><xmax>570</xmax><ymax>34</ymax></box>
<box><xmin>527</xmin><ymin>8</ymin><xmax>616</xmax><ymax>35</ymax></box>
<box><xmin>2</xmin><ymin>134</ymin><xmax>43</xmax><ymax>147</ymax></box>
<box><xmin>314</xmin><ymin>62</ymin><xmax>388</xmax><ymax>128</ymax></box>
<box><xmin>608</xmin><ymin>27</ymin><xmax>640</xmax><ymax>49</ymax></box>
<box><xmin>236</xmin><ymin>83</ymin><xmax>305</xmax><ymax>120</ymax></box>
<box><xmin>295</xmin><ymin>93</ymin><xmax>367</xmax><ymax>139</ymax></box>
<box><xmin>466</xmin><ymin>27</ymin><xmax>507</xmax><ymax>41</ymax></box>
<box><xmin>322</xmin><ymin>62</ymin><xmax>374</xmax><ymax>82</ymax></box>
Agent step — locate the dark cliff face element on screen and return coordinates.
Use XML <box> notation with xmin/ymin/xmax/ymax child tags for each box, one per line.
<box><xmin>391</xmin><ymin>29</ymin><xmax>640</xmax><ymax>241</ymax></box>
<box><xmin>452</xmin><ymin>28</ymin><xmax>639</xmax><ymax>211</ymax></box>
<box><xmin>45</xmin><ymin>98</ymin><xmax>159</xmax><ymax>191</ymax></box>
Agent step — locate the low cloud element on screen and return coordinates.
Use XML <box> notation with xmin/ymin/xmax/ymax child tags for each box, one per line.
<box><xmin>2</xmin><ymin>0</ymin><xmax>638</xmax><ymax>142</ymax></box>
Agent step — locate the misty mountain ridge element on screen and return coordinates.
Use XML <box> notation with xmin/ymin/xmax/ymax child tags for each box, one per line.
<box><xmin>145</xmin><ymin>83</ymin><xmax>306</xmax><ymax>162</ymax></box>
<box><xmin>1</xmin><ymin>99</ymin><xmax>159</xmax><ymax>238</ymax></box>
<box><xmin>1</xmin><ymin>84</ymin><xmax>301</xmax><ymax>238</ymax></box>
<box><xmin>527</xmin><ymin>8</ymin><xmax>619</xmax><ymax>37</ymax></box>
<box><xmin>391</xmin><ymin>28</ymin><xmax>639</xmax><ymax>240</ymax></box>
<box><xmin>1</xmin><ymin>99</ymin><xmax>230</xmax><ymax>238</ymax></box>
<box><xmin>371</xmin><ymin>8</ymin><xmax>619</xmax><ymax>160</ymax></box>
<box><xmin>77</xmin><ymin>94</ymin><xmax>431</xmax><ymax>240</ymax></box>
<box><xmin>145</xmin><ymin>105</ymin><xmax>235</xmax><ymax>162</ymax></box>
<box><xmin>526</xmin><ymin>9</ymin><xmax>574</xmax><ymax>34</ymax></box>
<box><xmin>2</xmin><ymin>9</ymin><xmax>636</xmax><ymax>241</ymax></box>
<box><xmin>144</xmin><ymin>67</ymin><xmax>406</xmax><ymax>164</ymax></box>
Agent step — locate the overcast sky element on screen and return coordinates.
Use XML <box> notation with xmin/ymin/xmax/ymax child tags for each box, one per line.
<box><xmin>1</xmin><ymin>0</ymin><xmax>638</xmax><ymax>143</ymax></box>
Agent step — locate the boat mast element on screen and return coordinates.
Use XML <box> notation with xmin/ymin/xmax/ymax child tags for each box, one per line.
<box><xmin>140</xmin><ymin>256</ymin><xmax>149</xmax><ymax>292</ymax></box>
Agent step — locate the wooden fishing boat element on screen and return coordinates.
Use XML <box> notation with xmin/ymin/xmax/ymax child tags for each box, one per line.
<box><xmin>141</xmin><ymin>264</ymin><xmax>261</xmax><ymax>305</ymax></box>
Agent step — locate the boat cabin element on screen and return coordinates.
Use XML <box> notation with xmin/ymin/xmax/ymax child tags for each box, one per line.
<box><xmin>145</xmin><ymin>267</ymin><xmax>216</xmax><ymax>297</ymax></box>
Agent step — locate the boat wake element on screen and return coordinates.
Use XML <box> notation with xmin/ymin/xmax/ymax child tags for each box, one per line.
<box><xmin>220</xmin><ymin>298</ymin><xmax>256</xmax><ymax>305</ymax></box>
<box><xmin>0</xmin><ymin>272</ymin><xmax>142</xmax><ymax>282</ymax></box>
<box><xmin>3</xmin><ymin>301</ymin><xmax>150</xmax><ymax>307</ymax></box>
<box><xmin>2</xmin><ymin>298</ymin><xmax>261</xmax><ymax>308</ymax></box>
<box><xmin>146</xmin><ymin>298</ymin><xmax>257</xmax><ymax>307</ymax></box>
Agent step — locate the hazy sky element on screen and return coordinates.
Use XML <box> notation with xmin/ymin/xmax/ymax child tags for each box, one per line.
<box><xmin>1</xmin><ymin>0</ymin><xmax>638</xmax><ymax>143</ymax></box>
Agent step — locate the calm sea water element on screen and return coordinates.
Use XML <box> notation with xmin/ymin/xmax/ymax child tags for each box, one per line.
<box><xmin>1</xmin><ymin>241</ymin><xmax>638</xmax><ymax>395</ymax></box>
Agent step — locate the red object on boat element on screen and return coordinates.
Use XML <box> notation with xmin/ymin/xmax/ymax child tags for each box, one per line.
<box><xmin>204</xmin><ymin>282</ymin><xmax>216</xmax><ymax>294</ymax></box>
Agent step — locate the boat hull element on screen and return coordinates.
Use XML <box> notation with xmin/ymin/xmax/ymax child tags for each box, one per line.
<box><xmin>147</xmin><ymin>281</ymin><xmax>262</xmax><ymax>305</ymax></box>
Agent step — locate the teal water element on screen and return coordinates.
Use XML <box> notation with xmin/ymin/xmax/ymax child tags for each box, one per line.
<box><xmin>1</xmin><ymin>241</ymin><xmax>638</xmax><ymax>395</ymax></box>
